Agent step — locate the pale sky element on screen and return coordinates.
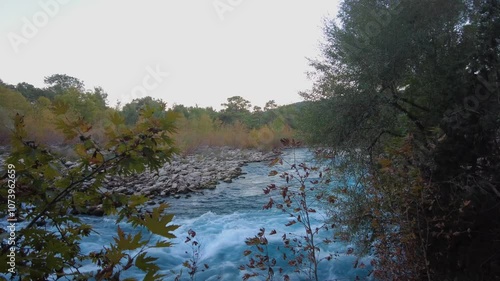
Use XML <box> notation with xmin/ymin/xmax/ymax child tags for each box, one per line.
<box><xmin>0</xmin><ymin>0</ymin><xmax>339</xmax><ymax>110</ymax></box>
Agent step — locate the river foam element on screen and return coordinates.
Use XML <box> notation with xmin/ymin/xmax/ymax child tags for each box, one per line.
<box><xmin>2</xmin><ymin>149</ymin><xmax>373</xmax><ymax>280</ymax></box>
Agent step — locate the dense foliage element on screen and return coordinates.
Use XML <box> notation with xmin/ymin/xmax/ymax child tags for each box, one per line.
<box><xmin>0</xmin><ymin>73</ymin><xmax>301</xmax><ymax>280</ymax></box>
<box><xmin>0</xmin><ymin>75</ymin><xmax>300</xmax><ymax>279</ymax></box>
<box><xmin>0</xmin><ymin>77</ymin><xmax>299</xmax><ymax>151</ymax></box>
<box><xmin>2</xmin><ymin>0</ymin><xmax>498</xmax><ymax>279</ymax></box>
<box><xmin>1</xmin><ymin>102</ymin><xmax>179</xmax><ymax>279</ymax></box>
<box><xmin>300</xmin><ymin>0</ymin><xmax>500</xmax><ymax>279</ymax></box>
<box><xmin>170</xmin><ymin>97</ymin><xmax>298</xmax><ymax>151</ymax></box>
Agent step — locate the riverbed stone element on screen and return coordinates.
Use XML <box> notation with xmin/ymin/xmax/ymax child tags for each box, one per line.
<box><xmin>104</xmin><ymin>146</ymin><xmax>277</xmax><ymax>198</ymax></box>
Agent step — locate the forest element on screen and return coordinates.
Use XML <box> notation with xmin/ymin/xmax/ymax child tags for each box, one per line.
<box><xmin>0</xmin><ymin>75</ymin><xmax>298</xmax><ymax>151</ymax></box>
<box><xmin>1</xmin><ymin>0</ymin><xmax>499</xmax><ymax>280</ymax></box>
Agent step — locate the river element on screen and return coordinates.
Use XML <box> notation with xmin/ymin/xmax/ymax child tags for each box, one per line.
<box><xmin>5</xmin><ymin>149</ymin><xmax>373</xmax><ymax>280</ymax></box>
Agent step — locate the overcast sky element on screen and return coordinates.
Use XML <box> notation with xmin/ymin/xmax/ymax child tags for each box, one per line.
<box><xmin>0</xmin><ymin>0</ymin><xmax>339</xmax><ymax>110</ymax></box>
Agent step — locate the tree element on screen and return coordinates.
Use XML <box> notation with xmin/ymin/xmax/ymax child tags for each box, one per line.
<box><xmin>221</xmin><ymin>96</ymin><xmax>251</xmax><ymax>112</ymax></box>
<box><xmin>220</xmin><ymin>96</ymin><xmax>252</xmax><ymax>124</ymax></box>
<box><xmin>247</xmin><ymin>106</ymin><xmax>264</xmax><ymax>129</ymax></box>
<box><xmin>15</xmin><ymin>82</ymin><xmax>54</xmax><ymax>102</ymax></box>
<box><xmin>44</xmin><ymin>74</ymin><xmax>85</xmax><ymax>94</ymax></box>
<box><xmin>121</xmin><ymin>97</ymin><xmax>167</xmax><ymax>126</ymax></box>
<box><xmin>300</xmin><ymin>0</ymin><xmax>500</xmax><ymax>279</ymax></box>
<box><xmin>0</xmin><ymin>85</ymin><xmax>32</xmax><ymax>143</ymax></box>
<box><xmin>0</xmin><ymin>85</ymin><xmax>31</xmax><ymax>113</ymax></box>
<box><xmin>263</xmin><ymin>100</ymin><xmax>277</xmax><ymax>111</ymax></box>
<box><xmin>52</xmin><ymin>88</ymin><xmax>108</xmax><ymax>124</ymax></box>
<box><xmin>0</xmin><ymin>102</ymin><xmax>179</xmax><ymax>280</ymax></box>
<box><xmin>88</xmin><ymin>86</ymin><xmax>108</xmax><ymax>109</ymax></box>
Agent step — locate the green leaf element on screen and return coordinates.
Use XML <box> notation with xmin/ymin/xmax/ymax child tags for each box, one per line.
<box><xmin>54</xmin><ymin>118</ymin><xmax>78</xmax><ymax>140</ymax></box>
<box><xmin>106</xmin><ymin>247</ymin><xmax>125</xmax><ymax>265</ymax></box>
<box><xmin>75</xmin><ymin>143</ymin><xmax>88</xmax><ymax>157</ymax></box>
<box><xmin>129</xmin><ymin>194</ymin><xmax>148</xmax><ymax>208</ymax></box>
<box><xmin>109</xmin><ymin>111</ymin><xmax>125</xmax><ymax>126</ymax></box>
<box><xmin>135</xmin><ymin>252</ymin><xmax>160</xmax><ymax>272</ymax></box>
<box><xmin>153</xmin><ymin>240</ymin><xmax>173</xmax><ymax>248</ymax></box>
<box><xmin>90</xmin><ymin>151</ymin><xmax>104</xmax><ymax>165</ymax></box>
<box><xmin>142</xmin><ymin>207</ymin><xmax>179</xmax><ymax>239</ymax></box>
<box><xmin>43</xmin><ymin>164</ymin><xmax>59</xmax><ymax>180</ymax></box>
<box><xmin>113</xmin><ymin>226</ymin><xmax>147</xmax><ymax>251</ymax></box>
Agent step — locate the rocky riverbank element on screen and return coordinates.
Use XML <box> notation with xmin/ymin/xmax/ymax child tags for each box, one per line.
<box><xmin>78</xmin><ymin>147</ymin><xmax>276</xmax><ymax>215</ymax></box>
<box><xmin>0</xmin><ymin>146</ymin><xmax>277</xmax><ymax>216</ymax></box>
<box><xmin>102</xmin><ymin>146</ymin><xmax>276</xmax><ymax>199</ymax></box>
